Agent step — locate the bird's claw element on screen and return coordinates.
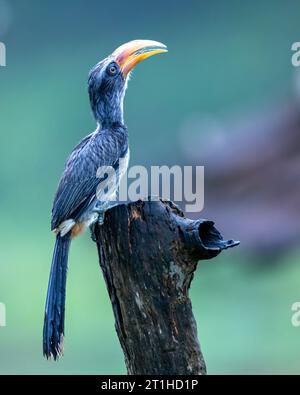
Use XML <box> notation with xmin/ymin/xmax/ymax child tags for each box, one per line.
<box><xmin>97</xmin><ymin>212</ymin><xmax>105</xmax><ymax>225</ymax></box>
<box><xmin>90</xmin><ymin>222</ymin><xmax>97</xmax><ymax>242</ymax></box>
<box><xmin>91</xmin><ymin>207</ymin><xmax>106</xmax><ymax>226</ymax></box>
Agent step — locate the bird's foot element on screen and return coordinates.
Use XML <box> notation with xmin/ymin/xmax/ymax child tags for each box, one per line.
<box><xmin>89</xmin><ymin>209</ymin><xmax>106</xmax><ymax>241</ymax></box>
<box><xmin>90</xmin><ymin>222</ymin><xmax>97</xmax><ymax>242</ymax></box>
<box><xmin>92</xmin><ymin>207</ymin><xmax>106</xmax><ymax>226</ymax></box>
<box><xmin>97</xmin><ymin>211</ymin><xmax>105</xmax><ymax>225</ymax></box>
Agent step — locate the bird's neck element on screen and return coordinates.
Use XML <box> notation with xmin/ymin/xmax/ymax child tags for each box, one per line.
<box><xmin>93</xmin><ymin>94</ymin><xmax>125</xmax><ymax>128</ymax></box>
<box><xmin>96</xmin><ymin>121</ymin><xmax>128</xmax><ymax>152</ymax></box>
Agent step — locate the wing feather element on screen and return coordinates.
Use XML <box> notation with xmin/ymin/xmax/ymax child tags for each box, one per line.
<box><xmin>51</xmin><ymin>130</ymin><xmax>127</xmax><ymax>230</ymax></box>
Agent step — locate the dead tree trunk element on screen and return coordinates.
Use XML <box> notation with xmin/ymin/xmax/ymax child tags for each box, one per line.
<box><xmin>92</xmin><ymin>199</ymin><xmax>239</xmax><ymax>375</ymax></box>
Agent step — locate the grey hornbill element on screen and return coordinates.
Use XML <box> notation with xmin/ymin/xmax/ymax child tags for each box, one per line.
<box><xmin>43</xmin><ymin>40</ymin><xmax>168</xmax><ymax>359</ymax></box>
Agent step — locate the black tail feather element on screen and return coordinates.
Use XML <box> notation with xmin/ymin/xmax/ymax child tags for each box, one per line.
<box><xmin>43</xmin><ymin>234</ymin><xmax>71</xmax><ymax>360</ymax></box>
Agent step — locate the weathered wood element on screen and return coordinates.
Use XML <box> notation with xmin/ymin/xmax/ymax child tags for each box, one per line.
<box><xmin>92</xmin><ymin>198</ymin><xmax>239</xmax><ymax>375</ymax></box>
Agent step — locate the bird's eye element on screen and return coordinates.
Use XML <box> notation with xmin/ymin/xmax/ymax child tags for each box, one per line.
<box><xmin>107</xmin><ymin>64</ymin><xmax>118</xmax><ymax>76</ymax></box>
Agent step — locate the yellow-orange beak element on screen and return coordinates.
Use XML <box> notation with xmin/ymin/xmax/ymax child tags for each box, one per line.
<box><xmin>113</xmin><ymin>39</ymin><xmax>168</xmax><ymax>77</ymax></box>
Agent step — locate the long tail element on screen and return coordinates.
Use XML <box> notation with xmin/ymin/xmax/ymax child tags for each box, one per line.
<box><xmin>43</xmin><ymin>234</ymin><xmax>71</xmax><ymax>360</ymax></box>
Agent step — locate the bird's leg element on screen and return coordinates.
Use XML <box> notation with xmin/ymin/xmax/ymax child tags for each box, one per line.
<box><xmin>91</xmin><ymin>206</ymin><xmax>106</xmax><ymax>225</ymax></box>
<box><xmin>98</xmin><ymin>211</ymin><xmax>106</xmax><ymax>225</ymax></box>
<box><xmin>89</xmin><ymin>211</ymin><xmax>105</xmax><ymax>241</ymax></box>
<box><xmin>92</xmin><ymin>189</ymin><xmax>121</xmax><ymax>226</ymax></box>
<box><xmin>90</xmin><ymin>220</ymin><xmax>98</xmax><ymax>242</ymax></box>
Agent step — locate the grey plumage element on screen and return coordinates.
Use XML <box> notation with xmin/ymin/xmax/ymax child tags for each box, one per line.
<box><xmin>51</xmin><ymin>125</ymin><xmax>128</xmax><ymax>231</ymax></box>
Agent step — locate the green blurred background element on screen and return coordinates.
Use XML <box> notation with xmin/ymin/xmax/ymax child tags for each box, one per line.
<box><xmin>0</xmin><ymin>0</ymin><xmax>300</xmax><ymax>374</ymax></box>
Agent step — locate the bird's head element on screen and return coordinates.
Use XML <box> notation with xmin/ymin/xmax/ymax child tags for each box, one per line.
<box><xmin>88</xmin><ymin>39</ymin><xmax>167</xmax><ymax>127</ymax></box>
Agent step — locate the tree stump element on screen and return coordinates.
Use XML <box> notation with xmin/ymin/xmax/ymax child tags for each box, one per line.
<box><xmin>92</xmin><ymin>198</ymin><xmax>239</xmax><ymax>375</ymax></box>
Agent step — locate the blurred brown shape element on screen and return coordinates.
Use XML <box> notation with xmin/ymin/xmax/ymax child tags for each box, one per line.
<box><xmin>180</xmin><ymin>100</ymin><xmax>300</xmax><ymax>258</ymax></box>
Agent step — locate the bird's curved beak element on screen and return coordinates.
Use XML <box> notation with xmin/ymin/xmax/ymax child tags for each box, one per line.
<box><xmin>113</xmin><ymin>39</ymin><xmax>168</xmax><ymax>77</ymax></box>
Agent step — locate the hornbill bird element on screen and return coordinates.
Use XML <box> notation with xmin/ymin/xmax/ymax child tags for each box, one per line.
<box><xmin>43</xmin><ymin>40</ymin><xmax>167</xmax><ymax>359</ymax></box>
